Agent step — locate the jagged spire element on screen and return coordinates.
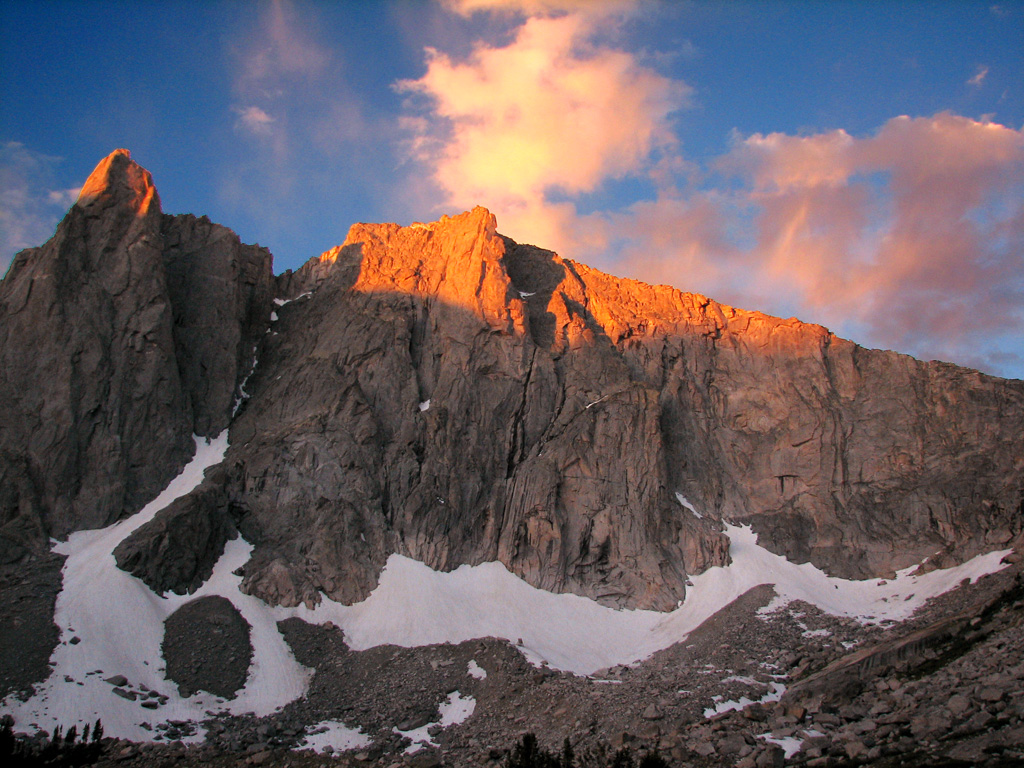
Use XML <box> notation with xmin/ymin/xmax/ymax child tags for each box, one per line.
<box><xmin>76</xmin><ymin>148</ymin><xmax>161</xmax><ymax>216</ymax></box>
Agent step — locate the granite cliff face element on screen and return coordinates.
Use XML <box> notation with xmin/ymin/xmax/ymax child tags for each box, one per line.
<box><xmin>0</xmin><ymin>150</ymin><xmax>273</xmax><ymax>563</ymax></box>
<box><xmin>4</xmin><ymin>151</ymin><xmax>1023</xmax><ymax>611</ymax></box>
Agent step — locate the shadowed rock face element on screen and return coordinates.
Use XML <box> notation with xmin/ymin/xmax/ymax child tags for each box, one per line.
<box><xmin>0</xmin><ymin>150</ymin><xmax>273</xmax><ymax>562</ymax></box>
<box><xmin>113</xmin><ymin>468</ymin><xmax>240</xmax><ymax>596</ymax></box>
<box><xmin>2</xmin><ymin>151</ymin><xmax>1022</xmax><ymax>611</ymax></box>
<box><xmin>226</xmin><ymin>209</ymin><xmax>729</xmax><ymax>611</ymax></box>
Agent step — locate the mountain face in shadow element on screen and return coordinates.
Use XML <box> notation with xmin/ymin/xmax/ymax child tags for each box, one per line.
<box><xmin>2</xmin><ymin>150</ymin><xmax>1022</xmax><ymax>611</ymax></box>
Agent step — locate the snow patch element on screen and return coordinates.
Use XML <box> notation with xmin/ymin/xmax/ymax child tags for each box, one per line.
<box><xmin>232</xmin><ymin>346</ymin><xmax>260</xmax><ymax>416</ymax></box>
<box><xmin>395</xmin><ymin>691</ymin><xmax>475</xmax><ymax>753</ymax></box>
<box><xmin>802</xmin><ymin>628</ymin><xmax>832</xmax><ymax>638</ymax></box>
<box><xmin>518</xmin><ymin>291</ymin><xmax>535</xmax><ymax>298</ymax></box>
<box><xmin>758</xmin><ymin>733</ymin><xmax>804</xmax><ymax>758</ymax></box>
<box><xmin>721</xmin><ymin>675</ymin><xmax>763</xmax><ymax>687</ymax></box>
<box><xmin>419</xmin><ymin>400</ymin><xmax>431</xmax><ymax>412</ymax></box>
<box><xmin>704</xmin><ymin>682</ymin><xmax>786</xmax><ymax>718</ymax></box>
<box><xmin>1</xmin><ymin>434</ymin><xmax>311</xmax><ymax>741</ymax></box>
<box><xmin>274</xmin><ymin>522</ymin><xmax>1009</xmax><ymax>677</ymax></box>
<box><xmin>467</xmin><ymin>660</ymin><xmax>487</xmax><ymax>680</ymax></box>
<box><xmin>439</xmin><ymin>690</ymin><xmax>475</xmax><ymax>726</ymax></box>
<box><xmin>273</xmin><ymin>292</ymin><xmax>312</xmax><ymax>307</ymax></box>
<box><xmin>675</xmin><ymin>493</ymin><xmax>702</xmax><ymax>518</ymax></box>
<box><xmin>740</xmin><ymin>521</ymin><xmax>1010</xmax><ymax>624</ymax></box>
<box><xmin>270</xmin><ymin>311</ymin><xmax>278</xmax><ymax>322</ymax></box>
<box><xmin>7</xmin><ymin>493</ymin><xmax>1011</xmax><ymax>738</ymax></box>
<box><xmin>300</xmin><ymin>720</ymin><xmax>372</xmax><ymax>754</ymax></box>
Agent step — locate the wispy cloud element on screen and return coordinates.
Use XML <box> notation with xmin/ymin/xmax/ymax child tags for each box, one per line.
<box><xmin>615</xmin><ymin>113</ymin><xmax>1024</xmax><ymax>376</ymax></box>
<box><xmin>235</xmin><ymin>0</ymin><xmax>330</xmax><ymax>94</ymax></box>
<box><xmin>0</xmin><ymin>142</ymin><xmax>79</xmax><ymax>275</ymax></box>
<box><xmin>221</xmin><ymin>0</ymin><xmax>368</xmax><ymax>230</ymax></box>
<box><xmin>233</xmin><ymin>105</ymin><xmax>276</xmax><ymax>137</ymax></box>
<box><xmin>442</xmin><ymin>0</ymin><xmax>637</xmax><ymax>18</ymax></box>
<box><xmin>228</xmin><ymin>0</ymin><xmax>334</xmax><ymax>155</ymax></box>
<box><xmin>968</xmin><ymin>64</ymin><xmax>989</xmax><ymax>87</ymax></box>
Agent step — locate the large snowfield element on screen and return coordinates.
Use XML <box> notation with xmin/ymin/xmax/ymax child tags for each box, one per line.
<box><xmin>2</xmin><ymin>435</ymin><xmax>1012</xmax><ymax>747</ymax></box>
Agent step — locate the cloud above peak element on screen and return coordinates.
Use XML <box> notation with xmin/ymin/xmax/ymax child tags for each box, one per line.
<box><xmin>623</xmin><ymin>113</ymin><xmax>1024</xmax><ymax>375</ymax></box>
<box><xmin>442</xmin><ymin>0</ymin><xmax>637</xmax><ymax>19</ymax></box>
<box><xmin>396</xmin><ymin>3</ymin><xmax>1023</xmax><ymax>378</ymax></box>
<box><xmin>399</xmin><ymin>6</ymin><xmax>690</xmax><ymax>252</ymax></box>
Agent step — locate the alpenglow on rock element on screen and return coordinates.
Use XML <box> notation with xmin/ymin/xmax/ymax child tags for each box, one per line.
<box><xmin>0</xmin><ymin>150</ymin><xmax>273</xmax><ymax>563</ymax></box>
<box><xmin>3</xmin><ymin>150</ymin><xmax>1023</xmax><ymax>610</ymax></box>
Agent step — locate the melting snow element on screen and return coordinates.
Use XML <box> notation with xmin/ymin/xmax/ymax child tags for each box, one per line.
<box><xmin>704</xmin><ymin>682</ymin><xmax>787</xmax><ymax>718</ymax></box>
<box><xmin>300</xmin><ymin>720</ymin><xmax>372</xmax><ymax>754</ymax></box>
<box><xmin>4</xmin><ymin>451</ymin><xmax>1012</xmax><ymax>740</ymax></box>
<box><xmin>395</xmin><ymin>691</ymin><xmax>475</xmax><ymax>753</ymax></box>
<box><xmin>272</xmin><ymin>292</ymin><xmax>312</xmax><ymax>307</ymax></box>
<box><xmin>758</xmin><ymin>733</ymin><xmax>804</xmax><ymax>758</ymax></box>
<box><xmin>419</xmin><ymin>400</ymin><xmax>431</xmax><ymax>412</ymax></box>
<box><xmin>675</xmin><ymin>493</ymin><xmax>702</xmax><ymax>518</ymax></box>
<box><xmin>721</xmin><ymin>675</ymin><xmax>762</xmax><ymax>687</ymax></box>
<box><xmin>467</xmin><ymin>660</ymin><xmax>487</xmax><ymax>680</ymax></box>
<box><xmin>270</xmin><ymin>311</ymin><xmax>278</xmax><ymax>322</ymax></box>
<box><xmin>802</xmin><ymin>628</ymin><xmax>832</xmax><ymax>638</ymax></box>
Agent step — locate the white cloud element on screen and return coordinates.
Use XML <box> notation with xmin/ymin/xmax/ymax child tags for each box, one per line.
<box><xmin>399</xmin><ymin>5</ymin><xmax>690</xmax><ymax>253</ymax></box>
<box><xmin>968</xmin><ymin>64</ymin><xmax>989</xmax><ymax>87</ymax></box>
<box><xmin>47</xmin><ymin>188</ymin><xmax>81</xmax><ymax>206</ymax></box>
<box><xmin>0</xmin><ymin>142</ymin><xmax>78</xmax><ymax>274</ymax></box>
<box><xmin>233</xmin><ymin>105</ymin><xmax>276</xmax><ymax>136</ymax></box>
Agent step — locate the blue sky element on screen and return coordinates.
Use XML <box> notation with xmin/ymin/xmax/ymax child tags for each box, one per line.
<box><xmin>2</xmin><ymin>0</ymin><xmax>1022</xmax><ymax>378</ymax></box>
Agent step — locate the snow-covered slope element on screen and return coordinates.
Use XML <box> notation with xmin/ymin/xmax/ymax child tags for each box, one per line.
<box><xmin>2</xmin><ymin>435</ymin><xmax>309</xmax><ymax>741</ymax></box>
<box><xmin>290</xmin><ymin>523</ymin><xmax>1008</xmax><ymax>676</ymax></box>
<box><xmin>2</xmin><ymin>440</ymin><xmax>1010</xmax><ymax>740</ymax></box>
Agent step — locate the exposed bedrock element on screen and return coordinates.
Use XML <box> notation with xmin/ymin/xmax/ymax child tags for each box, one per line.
<box><xmin>226</xmin><ymin>207</ymin><xmax>1024</xmax><ymax>611</ymax></box>
<box><xmin>2</xmin><ymin>150</ymin><xmax>1021</xmax><ymax>612</ymax></box>
<box><xmin>0</xmin><ymin>150</ymin><xmax>273</xmax><ymax>560</ymax></box>
<box><xmin>113</xmin><ymin>469</ymin><xmax>240</xmax><ymax>596</ymax></box>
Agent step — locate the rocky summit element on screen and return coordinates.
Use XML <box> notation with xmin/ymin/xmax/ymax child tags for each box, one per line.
<box><xmin>1</xmin><ymin>150</ymin><xmax>1023</xmax><ymax>767</ymax></box>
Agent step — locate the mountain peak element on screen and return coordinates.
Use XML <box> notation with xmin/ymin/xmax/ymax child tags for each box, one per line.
<box><xmin>76</xmin><ymin>148</ymin><xmax>160</xmax><ymax>216</ymax></box>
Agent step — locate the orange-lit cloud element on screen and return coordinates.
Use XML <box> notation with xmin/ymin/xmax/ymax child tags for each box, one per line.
<box><xmin>617</xmin><ymin>113</ymin><xmax>1024</xmax><ymax>374</ymax></box>
<box><xmin>443</xmin><ymin>0</ymin><xmax>636</xmax><ymax>17</ymax></box>
<box><xmin>968</xmin><ymin>64</ymin><xmax>989</xmax><ymax>87</ymax></box>
<box><xmin>401</xmin><ymin>5</ymin><xmax>1023</xmax><ymax>377</ymax></box>
<box><xmin>399</xmin><ymin>7</ymin><xmax>689</xmax><ymax>253</ymax></box>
